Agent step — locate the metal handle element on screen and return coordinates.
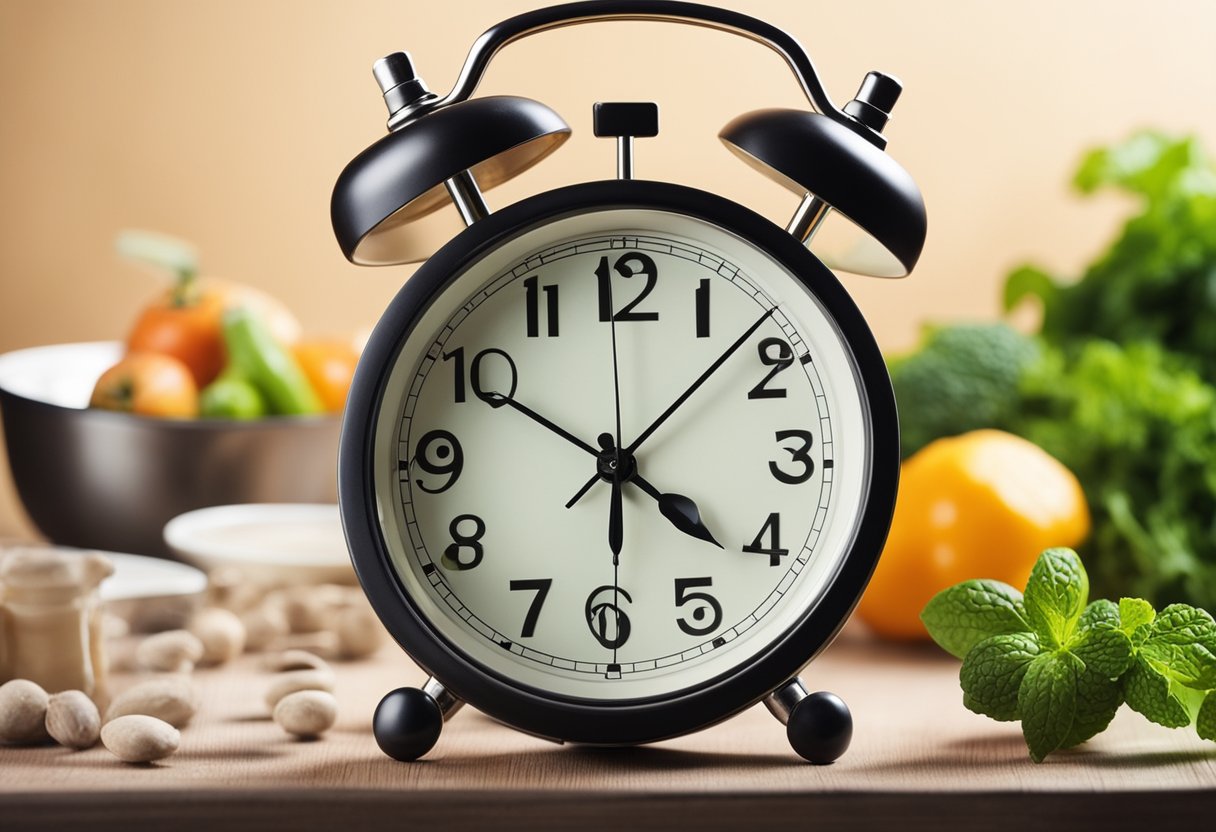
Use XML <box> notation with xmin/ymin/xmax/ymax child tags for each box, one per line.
<box><xmin>420</xmin><ymin>0</ymin><xmax>860</xmax><ymax>134</ymax></box>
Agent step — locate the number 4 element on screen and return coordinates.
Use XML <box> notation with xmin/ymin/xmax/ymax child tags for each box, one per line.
<box><xmin>742</xmin><ymin>513</ymin><xmax>789</xmax><ymax>567</ymax></box>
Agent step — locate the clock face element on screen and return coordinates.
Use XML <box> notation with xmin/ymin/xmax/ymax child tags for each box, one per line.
<box><xmin>364</xmin><ymin>203</ymin><xmax>870</xmax><ymax>700</ymax></box>
<box><xmin>369</xmin><ymin>206</ymin><xmax>872</xmax><ymax>702</ymax></box>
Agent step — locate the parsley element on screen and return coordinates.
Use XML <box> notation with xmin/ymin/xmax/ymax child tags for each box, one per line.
<box><xmin>921</xmin><ymin>547</ymin><xmax>1216</xmax><ymax>761</ymax></box>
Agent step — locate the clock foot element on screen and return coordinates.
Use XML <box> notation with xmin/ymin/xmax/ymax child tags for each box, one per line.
<box><xmin>373</xmin><ymin>677</ymin><xmax>462</xmax><ymax>761</ymax></box>
<box><xmin>764</xmin><ymin>677</ymin><xmax>853</xmax><ymax>765</ymax></box>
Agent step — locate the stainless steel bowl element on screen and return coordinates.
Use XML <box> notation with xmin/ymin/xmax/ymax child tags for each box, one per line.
<box><xmin>0</xmin><ymin>342</ymin><xmax>340</xmax><ymax>557</ymax></box>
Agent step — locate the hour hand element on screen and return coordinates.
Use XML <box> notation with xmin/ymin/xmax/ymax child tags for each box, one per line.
<box><xmin>632</xmin><ymin>475</ymin><xmax>723</xmax><ymax>549</ymax></box>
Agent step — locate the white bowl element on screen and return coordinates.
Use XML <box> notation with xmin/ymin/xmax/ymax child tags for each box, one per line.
<box><xmin>163</xmin><ymin>503</ymin><xmax>354</xmax><ymax>586</ymax></box>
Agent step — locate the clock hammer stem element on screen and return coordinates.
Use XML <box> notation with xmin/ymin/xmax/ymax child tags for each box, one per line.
<box><xmin>445</xmin><ymin>169</ymin><xmax>491</xmax><ymax>226</ymax></box>
<box><xmin>786</xmin><ymin>193</ymin><xmax>832</xmax><ymax>246</ymax></box>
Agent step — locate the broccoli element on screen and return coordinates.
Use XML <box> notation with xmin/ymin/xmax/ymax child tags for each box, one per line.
<box><xmin>888</xmin><ymin>323</ymin><xmax>1040</xmax><ymax>459</ymax></box>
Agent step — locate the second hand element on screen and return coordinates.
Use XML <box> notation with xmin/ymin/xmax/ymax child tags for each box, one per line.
<box><xmin>606</xmin><ymin>270</ymin><xmax>624</xmax><ymax>666</ymax></box>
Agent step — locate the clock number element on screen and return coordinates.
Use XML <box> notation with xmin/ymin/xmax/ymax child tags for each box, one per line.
<box><xmin>470</xmin><ymin>348</ymin><xmax>518</xmax><ymax>404</ymax></box>
<box><xmin>444</xmin><ymin>347</ymin><xmax>519</xmax><ymax>404</ymax></box>
<box><xmin>412</xmin><ymin>430</ymin><xmax>463</xmax><ymax>494</ymax></box>
<box><xmin>742</xmin><ymin>512</ymin><xmax>789</xmax><ymax>567</ymax></box>
<box><xmin>769</xmin><ymin>429</ymin><xmax>815</xmax><ymax>484</ymax></box>
<box><xmin>747</xmin><ymin>337</ymin><xmax>794</xmax><ymax>399</ymax></box>
<box><xmin>523</xmin><ymin>275</ymin><xmax>559</xmax><ymax>338</ymax></box>
<box><xmin>585</xmin><ymin>585</ymin><xmax>632</xmax><ymax>649</ymax></box>
<box><xmin>508</xmin><ymin>578</ymin><xmax>552</xmax><ymax>638</ymax></box>
<box><xmin>441</xmin><ymin>348</ymin><xmax>465</xmax><ymax>403</ymax></box>
<box><xmin>674</xmin><ymin>577</ymin><xmax>723</xmax><ymax>637</ymax></box>
<box><xmin>597</xmin><ymin>252</ymin><xmax>659</xmax><ymax>322</ymax></box>
<box><xmin>694</xmin><ymin>278</ymin><xmax>711</xmax><ymax>338</ymax></box>
<box><xmin>441</xmin><ymin>514</ymin><xmax>485</xmax><ymax>571</ymax></box>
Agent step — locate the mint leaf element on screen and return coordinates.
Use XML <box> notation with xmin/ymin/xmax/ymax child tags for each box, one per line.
<box><xmin>1124</xmin><ymin>659</ymin><xmax>1192</xmax><ymax>728</ymax></box>
<box><xmin>1018</xmin><ymin>652</ymin><xmax>1082</xmax><ymax>762</ymax></box>
<box><xmin>960</xmin><ymin>633</ymin><xmax>1041</xmax><ymax>721</ymax></box>
<box><xmin>1197</xmin><ymin>691</ymin><xmax>1216</xmax><ymax>742</ymax></box>
<box><xmin>1072</xmin><ymin>626</ymin><xmax>1134</xmax><ymax>678</ymax></box>
<box><xmin>1137</xmin><ymin>604</ymin><xmax>1216</xmax><ymax>690</ymax></box>
<box><xmin>1024</xmin><ymin>548</ymin><xmax>1088</xmax><ymax>648</ymax></box>
<box><xmin>921</xmin><ymin>580</ymin><xmax>1030</xmax><ymax>660</ymax></box>
<box><xmin>1079</xmin><ymin>599</ymin><xmax>1119</xmax><ymax>630</ymax></box>
<box><xmin>1118</xmin><ymin>598</ymin><xmax>1155</xmax><ymax>635</ymax></box>
<box><xmin>1062</xmin><ymin>670</ymin><xmax>1124</xmax><ymax>749</ymax></box>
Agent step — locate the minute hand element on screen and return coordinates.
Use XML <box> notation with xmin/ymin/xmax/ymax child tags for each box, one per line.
<box><xmin>625</xmin><ymin>306</ymin><xmax>776</xmax><ymax>455</ymax></box>
<box><xmin>481</xmin><ymin>392</ymin><xmax>599</xmax><ymax>457</ymax></box>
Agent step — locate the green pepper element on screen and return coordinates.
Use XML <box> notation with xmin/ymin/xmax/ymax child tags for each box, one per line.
<box><xmin>222</xmin><ymin>307</ymin><xmax>322</xmax><ymax>415</ymax></box>
<box><xmin>199</xmin><ymin>371</ymin><xmax>267</xmax><ymax>420</ymax></box>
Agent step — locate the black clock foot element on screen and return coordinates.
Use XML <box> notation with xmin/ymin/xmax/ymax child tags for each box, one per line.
<box><xmin>786</xmin><ymin>691</ymin><xmax>852</xmax><ymax>765</ymax></box>
<box><xmin>373</xmin><ymin>687</ymin><xmax>443</xmax><ymax>761</ymax></box>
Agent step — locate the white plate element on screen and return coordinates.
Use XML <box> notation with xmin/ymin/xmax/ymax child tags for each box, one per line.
<box><xmin>0</xmin><ymin>542</ymin><xmax>208</xmax><ymax>632</ymax></box>
<box><xmin>98</xmin><ymin>551</ymin><xmax>209</xmax><ymax>602</ymax></box>
<box><xmin>163</xmin><ymin>503</ymin><xmax>355</xmax><ymax>586</ymax></box>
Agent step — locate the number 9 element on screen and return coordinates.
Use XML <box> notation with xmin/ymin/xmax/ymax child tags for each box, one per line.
<box><xmin>413</xmin><ymin>430</ymin><xmax>464</xmax><ymax>494</ymax></box>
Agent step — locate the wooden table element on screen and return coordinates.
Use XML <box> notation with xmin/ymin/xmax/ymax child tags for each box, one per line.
<box><xmin>3</xmin><ymin>628</ymin><xmax>1214</xmax><ymax>831</ymax></box>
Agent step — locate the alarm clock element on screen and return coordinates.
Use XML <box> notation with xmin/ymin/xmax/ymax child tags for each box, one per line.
<box><xmin>330</xmin><ymin>0</ymin><xmax>925</xmax><ymax>764</ymax></box>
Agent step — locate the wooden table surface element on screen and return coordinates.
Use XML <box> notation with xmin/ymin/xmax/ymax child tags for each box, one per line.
<box><xmin>3</xmin><ymin>627</ymin><xmax>1214</xmax><ymax>831</ymax></box>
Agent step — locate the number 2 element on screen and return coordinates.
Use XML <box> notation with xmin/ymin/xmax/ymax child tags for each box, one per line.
<box><xmin>747</xmin><ymin>338</ymin><xmax>794</xmax><ymax>399</ymax></box>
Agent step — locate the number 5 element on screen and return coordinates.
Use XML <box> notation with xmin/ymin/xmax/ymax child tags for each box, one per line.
<box><xmin>674</xmin><ymin>577</ymin><xmax>723</xmax><ymax>637</ymax></box>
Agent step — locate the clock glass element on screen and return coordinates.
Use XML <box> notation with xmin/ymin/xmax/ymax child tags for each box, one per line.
<box><xmin>370</xmin><ymin>204</ymin><xmax>871</xmax><ymax>702</ymax></box>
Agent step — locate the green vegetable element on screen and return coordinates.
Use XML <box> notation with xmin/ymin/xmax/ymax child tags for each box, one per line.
<box><xmin>1005</xmin><ymin>132</ymin><xmax>1216</xmax><ymax>382</ymax></box>
<box><xmin>1015</xmin><ymin>340</ymin><xmax>1216</xmax><ymax>610</ymax></box>
<box><xmin>199</xmin><ymin>372</ymin><xmax>267</xmax><ymax>420</ymax></box>
<box><xmin>922</xmin><ymin>547</ymin><xmax>1216</xmax><ymax>762</ymax></box>
<box><xmin>892</xmin><ymin>132</ymin><xmax>1216</xmax><ymax>611</ymax></box>
<box><xmin>887</xmin><ymin>323</ymin><xmax>1040</xmax><ymax>458</ymax></box>
<box><xmin>222</xmin><ymin>307</ymin><xmax>322</xmax><ymax>416</ymax></box>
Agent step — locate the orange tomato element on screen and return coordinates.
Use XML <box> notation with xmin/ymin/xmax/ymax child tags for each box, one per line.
<box><xmin>856</xmin><ymin>429</ymin><xmax>1089</xmax><ymax>640</ymax></box>
<box><xmin>292</xmin><ymin>339</ymin><xmax>359</xmax><ymax>412</ymax></box>
<box><xmin>126</xmin><ymin>287</ymin><xmax>226</xmax><ymax>387</ymax></box>
<box><xmin>90</xmin><ymin>352</ymin><xmax>199</xmax><ymax>418</ymax></box>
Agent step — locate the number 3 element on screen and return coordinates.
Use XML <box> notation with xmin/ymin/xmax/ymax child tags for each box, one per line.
<box><xmin>769</xmin><ymin>429</ymin><xmax>815</xmax><ymax>484</ymax></box>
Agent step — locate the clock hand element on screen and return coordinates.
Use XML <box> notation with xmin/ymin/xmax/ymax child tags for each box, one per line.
<box><xmin>605</xmin><ymin>274</ymin><xmax>625</xmax><ymax>665</ymax></box>
<box><xmin>567</xmin><ymin>433</ymin><xmax>723</xmax><ymax>549</ymax></box>
<box><xmin>566</xmin><ymin>306</ymin><xmax>777</xmax><ymax>509</ymax></box>
<box><xmin>630</xmin><ymin>476</ymin><xmax>723</xmax><ymax>549</ymax></box>
<box><xmin>478</xmin><ymin>391</ymin><xmax>598</xmax><ymax>457</ymax></box>
<box><xmin>609</xmin><ymin>475</ymin><xmax>623</xmax><ymax>563</ymax></box>
<box><xmin>625</xmin><ymin>305</ymin><xmax>775</xmax><ymax>455</ymax></box>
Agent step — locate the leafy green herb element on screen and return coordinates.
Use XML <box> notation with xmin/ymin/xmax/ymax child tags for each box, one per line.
<box><xmin>1005</xmin><ymin>131</ymin><xmax>1216</xmax><ymax>381</ymax></box>
<box><xmin>1014</xmin><ymin>340</ymin><xmax>1216</xmax><ymax>610</ymax></box>
<box><xmin>922</xmin><ymin>547</ymin><xmax>1216</xmax><ymax>761</ymax></box>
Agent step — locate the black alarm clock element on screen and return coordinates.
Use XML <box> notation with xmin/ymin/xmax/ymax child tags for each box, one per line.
<box><xmin>330</xmin><ymin>0</ymin><xmax>925</xmax><ymax>764</ymax></box>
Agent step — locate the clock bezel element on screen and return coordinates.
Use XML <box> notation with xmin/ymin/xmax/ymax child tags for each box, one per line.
<box><xmin>339</xmin><ymin>179</ymin><xmax>899</xmax><ymax>745</ymax></box>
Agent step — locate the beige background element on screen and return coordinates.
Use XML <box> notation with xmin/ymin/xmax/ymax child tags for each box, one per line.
<box><xmin>1</xmin><ymin>0</ymin><xmax>1214</xmax><ymax>538</ymax></box>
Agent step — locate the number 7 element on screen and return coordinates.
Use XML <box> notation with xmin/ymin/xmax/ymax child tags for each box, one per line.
<box><xmin>509</xmin><ymin>578</ymin><xmax>552</xmax><ymax>638</ymax></box>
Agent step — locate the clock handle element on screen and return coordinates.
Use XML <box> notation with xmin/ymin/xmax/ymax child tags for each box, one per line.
<box><xmin>396</xmin><ymin>1</ymin><xmax>879</xmax><ymax>144</ymax></box>
<box><xmin>765</xmin><ymin>677</ymin><xmax>853</xmax><ymax>764</ymax></box>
